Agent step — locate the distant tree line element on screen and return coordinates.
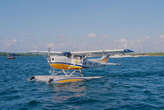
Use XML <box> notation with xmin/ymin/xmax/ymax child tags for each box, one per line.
<box><xmin>0</xmin><ymin>52</ymin><xmax>46</xmax><ymax>56</ymax></box>
<box><xmin>132</xmin><ymin>52</ymin><xmax>164</xmax><ymax>56</ymax></box>
<box><xmin>0</xmin><ymin>52</ymin><xmax>164</xmax><ymax>56</ymax></box>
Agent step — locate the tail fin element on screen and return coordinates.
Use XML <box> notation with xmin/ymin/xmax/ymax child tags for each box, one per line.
<box><xmin>99</xmin><ymin>55</ymin><xmax>109</xmax><ymax>63</ymax></box>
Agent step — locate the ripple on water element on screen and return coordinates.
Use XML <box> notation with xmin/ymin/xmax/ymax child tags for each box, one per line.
<box><xmin>0</xmin><ymin>56</ymin><xmax>164</xmax><ymax>110</ymax></box>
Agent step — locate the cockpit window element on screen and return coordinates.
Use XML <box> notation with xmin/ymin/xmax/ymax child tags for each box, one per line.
<box><xmin>63</xmin><ymin>52</ymin><xmax>72</xmax><ymax>58</ymax></box>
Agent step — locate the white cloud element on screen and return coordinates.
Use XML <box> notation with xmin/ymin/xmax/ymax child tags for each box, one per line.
<box><xmin>103</xmin><ymin>34</ymin><xmax>111</xmax><ymax>38</ymax></box>
<box><xmin>5</xmin><ymin>39</ymin><xmax>17</xmax><ymax>48</ymax></box>
<box><xmin>160</xmin><ymin>34</ymin><xmax>164</xmax><ymax>39</ymax></box>
<box><xmin>56</xmin><ymin>34</ymin><xmax>65</xmax><ymax>38</ymax></box>
<box><xmin>119</xmin><ymin>38</ymin><xmax>128</xmax><ymax>48</ymax></box>
<box><xmin>48</xmin><ymin>43</ymin><xmax>55</xmax><ymax>48</ymax></box>
<box><xmin>88</xmin><ymin>33</ymin><xmax>96</xmax><ymax>38</ymax></box>
<box><xmin>120</xmin><ymin>38</ymin><xmax>127</xmax><ymax>43</ymax></box>
<box><xmin>13</xmin><ymin>39</ymin><xmax>17</xmax><ymax>43</ymax></box>
<box><xmin>145</xmin><ymin>36</ymin><xmax>151</xmax><ymax>39</ymax></box>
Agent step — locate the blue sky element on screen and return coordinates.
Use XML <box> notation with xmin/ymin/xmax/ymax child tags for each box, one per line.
<box><xmin>0</xmin><ymin>0</ymin><xmax>164</xmax><ymax>52</ymax></box>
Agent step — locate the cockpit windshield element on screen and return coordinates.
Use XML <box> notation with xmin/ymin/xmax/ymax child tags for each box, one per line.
<box><xmin>63</xmin><ymin>52</ymin><xmax>72</xmax><ymax>58</ymax></box>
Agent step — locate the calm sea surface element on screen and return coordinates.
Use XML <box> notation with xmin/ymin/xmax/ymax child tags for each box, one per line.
<box><xmin>0</xmin><ymin>56</ymin><xmax>164</xmax><ymax>110</ymax></box>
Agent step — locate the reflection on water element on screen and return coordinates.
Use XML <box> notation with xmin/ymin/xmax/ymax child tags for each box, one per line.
<box><xmin>50</xmin><ymin>82</ymin><xmax>86</xmax><ymax>103</ymax></box>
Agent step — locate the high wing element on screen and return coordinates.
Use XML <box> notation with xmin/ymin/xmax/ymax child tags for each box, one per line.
<box><xmin>71</xmin><ymin>49</ymin><xmax>134</xmax><ymax>57</ymax></box>
<box><xmin>30</xmin><ymin>49</ymin><xmax>134</xmax><ymax>57</ymax></box>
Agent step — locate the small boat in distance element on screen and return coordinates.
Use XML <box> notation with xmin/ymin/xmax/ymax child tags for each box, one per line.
<box><xmin>7</xmin><ymin>54</ymin><xmax>16</xmax><ymax>59</ymax></box>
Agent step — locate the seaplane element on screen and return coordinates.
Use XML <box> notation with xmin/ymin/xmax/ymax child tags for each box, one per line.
<box><xmin>30</xmin><ymin>48</ymin><xmax>133</xmax><ymax>84</ymax></box>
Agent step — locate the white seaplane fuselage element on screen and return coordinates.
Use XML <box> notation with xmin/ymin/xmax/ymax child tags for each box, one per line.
<box><xmin>48</xmin><ymin>54</ymin><xmax>119</xmax><ymax>70</ymax></box>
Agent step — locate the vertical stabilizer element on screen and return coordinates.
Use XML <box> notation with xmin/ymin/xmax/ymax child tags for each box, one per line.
<box><xmin>99</xmin><ymin>55</ymin><xmax>109</xmax><ymax>63</ymax></box>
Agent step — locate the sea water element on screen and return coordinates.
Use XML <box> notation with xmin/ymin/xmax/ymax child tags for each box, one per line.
<box><xmin>0</xmin><ymin>56</ymin><xmax>164</xmax><ymax>110</ymax></box>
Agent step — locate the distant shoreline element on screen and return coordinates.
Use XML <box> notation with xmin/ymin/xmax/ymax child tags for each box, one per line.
<box><xmin>131</xmin><ymin>52</ymin><xmax>164</xmax><ymax>56</ymax></box>
<box><xmin>0</xmin><ymin>52</ymin><xmax>164</xmax><ymax>56</ymax></box>
<box><xmin>0</xmin><ymin>52</ymin><xmax>43</xmax><ymax>56</ymax></box>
